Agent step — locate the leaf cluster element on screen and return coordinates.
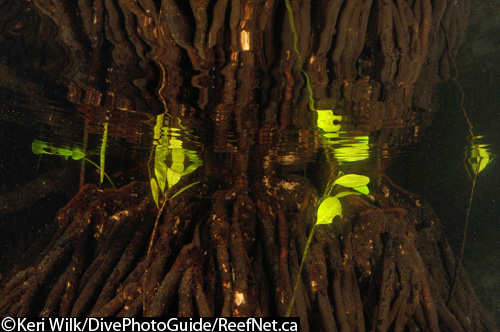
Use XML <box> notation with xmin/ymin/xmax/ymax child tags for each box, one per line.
<box><xmin>466</xmin><ymin>137</ymin><xmax>495</xmax><ymax>178</ymax></box>
<box><xmin>316</xmin><ymin>173</ymin><xmax>370</xmax><ymax>225</ymax></box>
<box><xmin>150</xmin><ymin>115</ymin><xmax>202</xmax><ymax>207</ymax></box>
<box><xmin>32</xmin><ymin>139</ymin><xmax>115</xmax><ymax>188</ymax></box>
<box><xmin>32</xmin><ymin>140</ymin><xmax>85</xmax><ymax>160</ymax></box>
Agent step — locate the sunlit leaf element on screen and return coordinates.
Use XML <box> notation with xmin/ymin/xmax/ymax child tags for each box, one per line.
<box><xmin>334</xmin><ymin>174</ymin><xmax>370</xmax><ymax>188</ymax></box>
<box><xmin>353</xmin><ymin>185</ymin><xmax>369</xmax><ymax>195</ymax></box>
<box><xmin>316</xmin><ymin>197</ymin><xmax>342</xmax><ymax>225</ymax></box>
<box><xmin>477</xmin><ymin>156</ymin><xmax>489</xmax><ymax>174</ymax></box>
<box><xmin>56</xmin><ymin>148</ymin><xmax>73</xmax><ymax>157</ymax></box>
<box><xmin>154</xmin><ymin>145</ymin><xmax>169</xmax><ymax>192</ymax></box>
<box><xmin>477</xmin><ymin>145</ymin><xmax>491</xmax><ymax>173</ymax></box>
<box><xmin>334</xmin><ymin>191</ymin><xmax>360</xmax><ymax>199</ymax></box>
<box><xmin>72</xmin><ymin>148</ymin><xmax>85</xmax><ymax>160</ymax></box>
<box><xmin>155</xmin><ymin>161</ymin><xmax>167</xmax><ymax>193</ymax></box>
<box><xmin>151</xmin><ymin>178</ymin><xmax>160</xmax><ymax>208</ymax></box>
<box><xmin>167</xmin><ymin>167</ymin><xmax>182</xmax><ymax>188</ymax></box>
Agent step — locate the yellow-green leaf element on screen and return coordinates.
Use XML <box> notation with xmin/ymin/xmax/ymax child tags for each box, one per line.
<box><xmin>477</xmin><ymin>145</ymin><xmax>491</xmax><ymax>173</ymax></box>
<box><xmin>32</xmin><ymin>140</ymin><xmax>50</xmax><ymax>155</ymax></box>
<box><xmin>72</xmin><ymin>148</ymin><xmax>85</xmax><ymax>160</ymax></box>
<box><xmin>334</xmin><ymin>191</ymin><xmax>360</xmax><ymax>199</ymax></box>
<box><xmin>151</xmin><ymin>178</ymin><xmax>160</xmax><ymax>208</ymax></box>
<box><xmin>155</xmin><ymin>159</ymin><xmax>168</xmax><ymax>193</ymax></box>
<box><xmin>167</xmin><ymin>167</ymin><xmax>182</xmax><ymax>188</ymax></box>
<box><xmin>56</xmin><ymin>148</ymin><xmax>73</xmax><ymax>157</ymax></box>
<box><xmin>154</xmin><ymin>145</ymin><xmax>169</xmax><ymax>192</ymax></box>
<box><xmin>170</xmin><ymin>181</ymin><xmax>200</xmax><ymax>200</ymax></box>
<box><xmin>353</xmin><ymin>185</ymin><xmax>369</xmax><ymax>195</ymax></box>
<box><xmin>316</xmin><ymin>197</ymin><xmax>342</xmax><ymax>225</ymax></box>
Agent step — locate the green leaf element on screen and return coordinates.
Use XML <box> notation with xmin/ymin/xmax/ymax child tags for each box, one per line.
<box><xmin>56</xmin><ymin>148</ymin><xmax>73</xmax><ymax>157</ymax></box>
<box><xmin>72</xmin><ymin>148</ymin><xmax>85</xmax><ymax>160</ymax></box>
<box><xmin>316</xmin><ymin>197</ymin><xmax>342</xmax><ymax>225</ymax></box>
<box><xmin>155</xmin><ymin>161</ymin><xmax>168</xmax><ymax>192</ymax></box>
<box><xmin>182</xmin><ymin>163</ymin><xmax>201</xmax><ymax>176</ymax></box>
<box><xmin>477</xmin><ymin>145</ymin><xmax>491</xmax><ymax>174</ymax></box>
<box><xmin>151</xmin><ymin>178</ymin><xmax>160</xmax><ymax>208</ymax></box>
<box><xmin>167</xmin><ymin>167</ymin><xmax>182</xmax><ymax>188</ymax></box>
<box><xmin>334</xmin><ymin>174</ymin><xmax>370</xmax><ymax>188</ymax></box>
<box><xmin>154</xmin><ymin>145</ymin><xmax>169</xmax><ymax>192</ymax></box>
<box><xmin>32</xmin><ymin>140</ymin><xmax>50</xmax><ymax>155</ymax></box>
<box><xmin>478</xmin><ymin>157</ymin><xmax>489</xmax><ymax>173</ymax></box>
<box><xmin>170</xmin><ymin>181</ymin><xmax>200</xmax><ymax>200</ymax></box>
<box><xmin>334</xmin><ymin>191</ymin><xmax>360</xmax><ymax>199</ymax></box>
<box><xmin>353</xmin><ymin>185</ymin><xmax>369</xmax><ymax>195</ymax></box>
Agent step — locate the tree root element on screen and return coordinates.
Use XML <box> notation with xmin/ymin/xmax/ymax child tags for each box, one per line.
<box><xmin>0</xmin><ymin>174</ymin><xmax>497</xmax><ymax>331</ymax></box>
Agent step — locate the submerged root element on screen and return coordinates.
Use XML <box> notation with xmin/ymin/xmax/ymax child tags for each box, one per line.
<box><xmin>0</xmin><ymin>177</ymin><xmax>496</xmax><ymax>331</ymax></box>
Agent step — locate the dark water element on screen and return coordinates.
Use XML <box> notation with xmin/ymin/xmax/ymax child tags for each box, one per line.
<box><xmin>0</xmin><ymin>0</ymin><xmax>499</xmax><ymax>324</ymax></box>
<box><xmin>388</xmin><ymin>3</ymin><xmax>500</xmax><ymax>321</ymax></box>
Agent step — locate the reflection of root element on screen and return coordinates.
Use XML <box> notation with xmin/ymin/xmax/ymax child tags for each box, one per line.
<box><xmin>0</xmin><ymin>178</ymin><xmax>497</xmax><ymax>331</ymax></box>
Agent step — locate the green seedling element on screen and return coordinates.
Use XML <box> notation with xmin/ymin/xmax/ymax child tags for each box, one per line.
<box><xmin>32</xmin><ymin>140</ymin><xmax>85</xmax><ymax>160</ymax></box>
<box><xmin>32</xmin><ymin>139</ymin><xmax>115</xmax><ymax>188</ymax></box>
<box><xmin>286</xmin><ymin>173</ymin><xmax>370</xmax><ymax>316</ymax></box>
<box><xmin>283</xmin><ymin>0</ymin><xmax>372</xmax><ymax>316</ymax></box>
<box><xmin>149</xmin><ymin>114</ymin><xmax>202</xmax><ymax>208</ymax></box>
<box><xmin>448</xmin><ymin>134</ymin><xmax>495</xmax><ymax>303</ymax></box>
<box><xmin>444</xmin><ymin>29</ymin><xmax>496</xmax><ymax>303</ymax></box>
<box><xmin>144</xmin><ymin>115</ymin><xmax>202</xmax><ymax>314</ymax></box>
<box><xmin>465</xmin><ymin>136</ymin><xmax>495</xmax><ymax>179</ymax></box>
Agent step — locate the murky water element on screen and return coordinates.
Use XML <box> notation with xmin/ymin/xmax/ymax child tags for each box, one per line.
<box><xmin>387</xmin><ymin>3</ymin><xmax>500</xmax><ymax>321</ymax></box>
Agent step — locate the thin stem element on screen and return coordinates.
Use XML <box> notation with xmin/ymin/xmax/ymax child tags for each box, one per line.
<box><xmin>142</xmin><ymin>181</ymin><xmax>199</xmax><ymax>315</ymax></box>
<box><xmin>447</xmin><ymin>173</ymin><xmax>477</xmax><ymax>305</ymax></box>
<box><xmin>143</xmin><ymin>190</ymin><xmax>168</xmax><ymax>315</ymax></box>
<box><xmin>444</xmin><ymin>23</ymin><xmax>474</xmax><ymax>140</ymax></box>
<box><xmin>286</xmin><ymin>224</ymin><xmax>317</xmax><ymax>317</ymax></box>
<box><xmin>443</xmin><ymin>23</ymin><xmax>479</xmax><ymax>305</ymax></box>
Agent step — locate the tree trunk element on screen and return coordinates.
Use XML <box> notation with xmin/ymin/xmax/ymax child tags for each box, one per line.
<box><xmin>0</xmin><ymin>0</ymin><xmax>497</xmax><ymax>331</ymax></box>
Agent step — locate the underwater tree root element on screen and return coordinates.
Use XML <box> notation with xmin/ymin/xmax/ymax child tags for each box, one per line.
<box><xmin>0</xmin><ymin>178</ymin><xmax>497</xmax><ymax>331</ymax></box>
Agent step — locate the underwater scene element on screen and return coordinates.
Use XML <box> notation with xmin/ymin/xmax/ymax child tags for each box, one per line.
<box><xmin>0</xmin><ymin>0</ymin><xmax>499</xmax><ymax>330</ymax></box>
